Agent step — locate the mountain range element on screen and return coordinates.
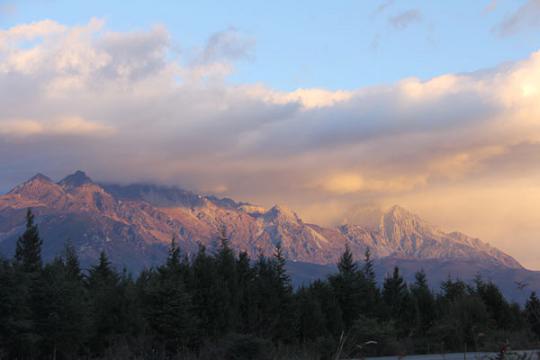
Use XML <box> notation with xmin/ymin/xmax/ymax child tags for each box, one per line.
<box><xmin>0</xmin><ymin>171</ymin><xmax>538</xmax><ymax>302</ymax></box>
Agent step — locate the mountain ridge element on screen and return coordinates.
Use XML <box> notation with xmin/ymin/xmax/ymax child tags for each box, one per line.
<box><xmin>0</xmin><ymin>171</ymin><xmax>522</xmax><ymax>272</ymax></box>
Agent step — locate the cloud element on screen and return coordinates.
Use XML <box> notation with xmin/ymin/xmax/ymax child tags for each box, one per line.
<box><xmin>196</xmin><ymin>27</ymin><xmax>255</xmax><ymax>64</ymax></box>
<box><xmin>186</xmin><ymin>27</ymin><xmax>255</xmax><ymax>81</ymax></box>
<box><xmin>388</xmin><ymin>9</ymin><xmax>423</xmax><ymax>29</ymax></box>
<box><xmin>0</xmin><ymin>117</ymin><xmax>113</xmax><ymax>137</ymax></box>
<box><xmin>494</xmin><ymin>0</ymin><xmax>540</xmax><ymax>36</ymax></box>
<box><xmin>2</xmin><ymin>19</ymin><xmax>540</xmax><ymax>267</ymax></box>
<box><xmin>373</xmin><ymin>0</ymin><xmax>395</xmax><ymax>17</ymax></box>
<box><xmin>484</xmin><ymin>0</ymin><xmax>498</xmax><ymax>14</ymax></box>
<box><xmin>313</xmin><ymin>173</ymin><xmax>426</xmax><ymax>195</ymax></box>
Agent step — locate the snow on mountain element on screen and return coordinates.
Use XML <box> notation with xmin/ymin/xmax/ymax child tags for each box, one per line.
<box><xmin>0</xmin><ymin>171</ymin><xmax>523</xmax><ymax>271</ymax></box>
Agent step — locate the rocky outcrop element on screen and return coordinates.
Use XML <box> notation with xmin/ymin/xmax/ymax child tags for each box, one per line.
<box><xmin>0</xmin><ymin>171</ymin><xmax>523</xmax><ymax>271</ymax></box>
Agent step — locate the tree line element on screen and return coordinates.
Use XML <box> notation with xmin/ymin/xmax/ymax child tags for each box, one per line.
<box><xmin>1</xmin><ymin>209</ymin><xmax>540</xmax><ymax>359</ymax></box>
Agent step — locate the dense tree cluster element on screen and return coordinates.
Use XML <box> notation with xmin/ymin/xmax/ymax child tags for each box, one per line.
<box><xmin>1</xmin><ymin>209</ymin><xmax>539</xmax><ymax>359</ymax></box>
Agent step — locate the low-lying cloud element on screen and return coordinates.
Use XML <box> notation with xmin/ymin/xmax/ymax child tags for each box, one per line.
<box><xmin>2</xmin><ymin>19</ymin><xmax>540</xmax><ymax>268</ymax></box>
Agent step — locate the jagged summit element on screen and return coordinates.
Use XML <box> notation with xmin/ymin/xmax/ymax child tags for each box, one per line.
<box><xmin>382</xmin><ymin>205</ymin><xmax>426</xmax><ymax>224</ymax></box>
<box><xmin>385</xmin><ymin>204</ymin><xmax>414</xmax><ymax>217</ymax></box>
<box><xmin>8</xmin><ymin>172</ymin><xmax>52</xmax><ymax>192</ymax></box>
<box><xmin>29</xmin><ymin>173</ymin><xmax>52</xmax><ymax>182</ymax></box>
<box><xmin>263</xmin><ymin>204</ymin><xmax>301</xmax><ymax>223</ymax></box>
<box><xmin>58</xmin><ymin>170</ymin><xmax>94</xmax><ymax>190</ymax></box>
<box><xmin>0</xmin><ymin>171</ymin><xmax>524</xmax><ymax>271</ymax></box>
<box><xmin>8</xmin><ymin>172</ymin><xmax>53</xmax><ymax>193</ymax></box>
<box><xmin>380</xmin><ymin>204</ymin><xmax>434</xmax><ymax>243</ymax></box>
<box><xmin>6</xmin><ymin>172</ymin><xmax>64</xmax><ymax>206</ymax></box>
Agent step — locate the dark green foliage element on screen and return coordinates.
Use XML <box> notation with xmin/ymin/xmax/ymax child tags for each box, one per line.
<box><xmin>475</xmin><ymin>278</ymin><xmax>513</xmax><ymax>330</ymax></box>
<box><xmin>1</xmin><ymin>209</ymin><xmax>539</xmax><ymax>359</ymax></box>
<box><xmin>33</xmin><ymin>256</ymin><xmax>87</xmax><ymax>358</ymax></box>
<box><xmin>329</xmin><ymin>244</ymin><xmax>366</xmax><ymax>330</ymax></box>
<box><xmin>410</xmin><ymin>270</ymin><xmax>436</xmax><ymax>336</ymax></box>
<box><xmin>215</xmin><ymin>229</ymin><xmax>240</xmax><ymax>333</ymax></box>
<box><xmin>382</xmin><ymin>267</ymin><xmax>414</xmax><ymax>335</ymax></box>
<box><xmin>250</xmin><ymin>244</ymin><xmax>295</xmax><ymax>343</ymax></box>
<box><xmin>86</xmin><ymin>251</ymin><xmax>126</xmax><ymax>354</ymax></box>
<box><xmin>141</xmin><ymin>239</ymin><xmax>196</xmax><ymax>353</ymax></box>
<box><xmin>296</xmin><ymin>286</ymin><xmax>326</xmax><ymax>342</ymax></box>
<box><xmin>189</xmin><ymin>243</ymin><xmax>228</xmax><ymax>338</ymax></box>
<box><xmin>526</xmin><ymin>292</ymin><xmax>540</xmax><ymax>338</ymax></box>
<box><xmin>14</xmin><ymin>209</ymin><xmax>43</xmax><ymax>274</ymax></box>
<box><xmin>0</xmin><ymin>258</ymin><xmax>36</xmax><ymax>358</ymax></box>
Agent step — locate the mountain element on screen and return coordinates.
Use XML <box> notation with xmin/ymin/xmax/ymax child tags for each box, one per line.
<box><xmin>0</xmin><ymin>171</ymin><xmax>536</xmax><ymax>301</ymax></box>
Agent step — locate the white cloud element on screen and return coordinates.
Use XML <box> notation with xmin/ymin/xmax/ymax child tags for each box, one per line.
<box><xmin>2</xmin><ymin>19</ymin><xmax>540</xmax><ymax>267</ymax></box>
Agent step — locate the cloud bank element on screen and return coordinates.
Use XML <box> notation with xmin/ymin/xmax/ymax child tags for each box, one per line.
<box><xmin>2</xmin><ymin>19</ymin><xmax>540</xmax><ymax>268</ymax></box>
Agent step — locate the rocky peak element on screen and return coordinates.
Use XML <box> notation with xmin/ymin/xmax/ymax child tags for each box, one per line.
<box><xmin>263</xmin><ymin>205</ymin><xmax>301</xmax><ymax>224</ymax></box>
<box><xmin>9</xmin><ymin>172</ymin><xmax>55</xmax><ymax>194</ymax></box>
<box><xmin>58</xmin><ymin>170</ymin><xmax>94</xmax><ymax>190</ymax></box>
<box><xmin>7</xmin><ymin>172</ymin><xmax>66</xmax><ymax>206</ymax></box>
<box><xmin>380</xmin><ymin>205</ymin><xmax>433</xmax><ymax>239</ymax></box>
<box><xmin>30</xmin><ymin>173</ymin><xmax>52</xmax><ymax>182</ymax></box>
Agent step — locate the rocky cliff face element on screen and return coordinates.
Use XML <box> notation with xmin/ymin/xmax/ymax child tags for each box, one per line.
<box><xmin>0</xmin><ymin>171</ymin><xmax>523</xmax><ymax>271</ymax></box>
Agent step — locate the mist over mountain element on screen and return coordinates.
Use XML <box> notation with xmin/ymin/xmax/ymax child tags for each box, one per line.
<box><xmin>0</xmin><ymin>171</ymin><xmax>538</xmax><ymax>302</ymax></box>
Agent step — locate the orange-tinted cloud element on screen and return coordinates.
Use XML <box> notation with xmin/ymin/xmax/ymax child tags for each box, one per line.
<box><xmin>1</xmin><ymin>19</ymin><xmax>540</xmax><ymax>268</ymax></box>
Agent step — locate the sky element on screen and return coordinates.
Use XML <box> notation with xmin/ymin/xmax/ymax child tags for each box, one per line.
<box><xmin>1</xmin><ymin>1</ymin><xmax>540</xmax><ymax>268</ymax></box>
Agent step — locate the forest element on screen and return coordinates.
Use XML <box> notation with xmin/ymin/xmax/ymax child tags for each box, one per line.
<box><xmin>1</xmin><ymin>209</ymin><xmax>540</xmax><ymax>360</ymax></box>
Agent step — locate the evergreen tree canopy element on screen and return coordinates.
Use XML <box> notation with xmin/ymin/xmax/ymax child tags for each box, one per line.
<box><xmin>1</xmin><ymin>210</ymin><xmax>539</xmax><ymax>359</ymax></box>
<box><xmin>15</xmin><ymin>209</ymin><xmax>43</xmax><ymax>273</ymax></box>
<box><xmin>526</xmin><ymin>291</ymin><xmax>540</xmax><ymax>338</ymax></box>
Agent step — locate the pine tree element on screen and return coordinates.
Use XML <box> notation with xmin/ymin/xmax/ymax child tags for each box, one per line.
<box><xmin>362</xmin><ymin>247</ymin><xmax>376</xmax><ymax>283</ymax></box>
<box><xmin>296</xmin><ymin>286</ymin><xmax>326</xmax><ymax>342</ymax></box>
<box><xmin>272</xmin><ymin>243</ymin><xmax>294</xmax><ymax>342</ymax></box>
<box><xmin>215</xmin><ymin>228</ymin><xmax>240</xmax><ymax>332</ymax></box>
<box><xmin>309</xmin><ymin>279</ymin><xmax>344</xmax><ymax>339</ymax></box>
<box><xmin>330</xmin><ymin>244</ymin><xmax>364</xmax><ymax>330</ymax></box>
<box><xmin>9</xmin><ymin>208</ymin><xmax>44</xmax><ymax>357</ymax></box>
<box><xmin>475</xmin><ymin>279</ymin><xmax>512</xmax><ymax>330</ymax></box>
<box><xmin>15</xmin><ymin>208</ymin><xmax>43</xmax><ymax>274</ymax></box>
<box><xmin>63</xmin><ymin>242</ymin><xmax>82</xmax><ymax>282</ymax></box>
<box><xmin>33</xmin><ymin>256</ymin><xmax>87</xmax><ymax>358</ymax></box>
<box><xmin>338</xmin><ymin>243</ymin><xmax>357</xmax><ymax>275</ymax></box>
<box><xmin>410</xmin><ymin>270</ymin><xmax>436</xmax><ymax>336</ymax></box>
<box><xmin>86</xmin><ymin>251</ymin><xmax>123</xmax><ymax>355</ymax></box>
<box><xmin>382</xmin><ymin>267</ymin><xmax>410</xmax><ymax>326</ymax></box>
<box><xmin>142</xmin><ymin>238</ymin><xmax>196</xmax><ymax>353</ymax></box>
<box><xmin>236</xmin><ymin>251</ymin><xmax>257</xmax><ymax>333</ymax></box>
<box><xmin>526</xmin><ymin>291</ymin><xmax>540</xmax><ymax>338</ymax></box>
<box><xmin>362</xmin><ymin>247</ymin><xmax>380</xmax><ymax>317</ymax></box>
<box><xmin>440</xmin><ymin>278</ymin><xmax>467</xmax><ymax>302</ymax></box>
<box><xmin>189</xmin><ymin>243</ymin><xmax>226</xmax><ymax>338</ymax></box>
<box><xmin>251</xmin><ymin>247</ymin><xmax>294</xmax><ymax>342</ymax></box>
<box><xmin>0</xmin><ymin>258</ymin><xmax>33</xmax><ymax>358</ymax></box>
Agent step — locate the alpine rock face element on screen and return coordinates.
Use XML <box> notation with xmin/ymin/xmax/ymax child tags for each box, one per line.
<box><xmin>0</xmin><ymin>171</ymin><xmax>522</xmax><ymax>272</ymax></box>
